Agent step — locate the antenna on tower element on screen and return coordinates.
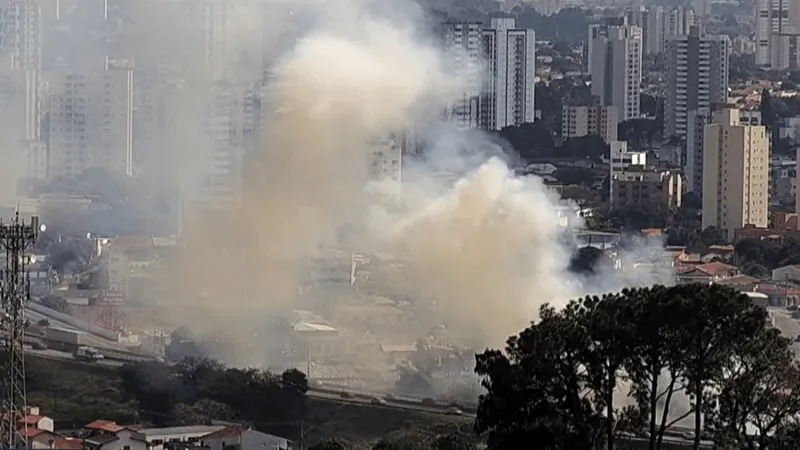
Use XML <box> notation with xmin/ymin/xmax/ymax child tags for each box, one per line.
<box><xmin>0</xmin><ymin>213</ymin><xmax>41</xmax><ymax>449</ymax></box>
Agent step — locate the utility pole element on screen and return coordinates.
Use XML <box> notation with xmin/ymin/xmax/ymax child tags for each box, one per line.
<box><xmin>0</xmin><ymin>214</ymin><xmax>41</xmax><ymax>449</ymax></box>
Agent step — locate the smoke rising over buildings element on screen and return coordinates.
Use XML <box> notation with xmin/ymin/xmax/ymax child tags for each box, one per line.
<box><xmin>0</xmin><ymin>0</ymin><xmax>673</xmax><ymax>376</ymax></box>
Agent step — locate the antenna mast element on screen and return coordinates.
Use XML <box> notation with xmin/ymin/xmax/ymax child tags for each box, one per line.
<box><xmin>0</xmin><ymin>213</ymin><xmax>40</xmax><ymax>449</ymax></box>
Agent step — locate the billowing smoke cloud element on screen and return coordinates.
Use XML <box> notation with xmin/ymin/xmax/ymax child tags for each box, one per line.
<box><xmin>168</xmin><ymin>0</ymin><xmax>671</xmax><ymax>362</ymax></box>
<box><xmin>375</xmin><ymin>158</ymin><xmax>576</xmax><ymax>346</ymax></box>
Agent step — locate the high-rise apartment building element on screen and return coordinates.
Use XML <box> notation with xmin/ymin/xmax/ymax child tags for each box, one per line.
<box><xmin>46</xmin><ymin>58</ymin><xmax>134</xmax><ymax>178</ymax></box>
<box><xmin>561</xmin><ymin>102</ymin><xmax>619</xmax><ymax>143</ymax></box>
<box><xmin>480</xmin><ymin>17</ymin><xmax>536</xmax><ymax>130</ymax></box>
<box><xmin>625</xmin><ymin>6</ymin><xmax>694</xmax><ymax>55</ymax></box>
<box><xmin>664</xmin><ymin>26</ymin><xmax>730</xmax><ymax>139</ymax></box>
<box><xmin>0</xmin><ymin>0</ymin><xmax>42</xmax><ymax>70</ymax></box>
<box><xmin>755</xmin><ymin>0</ymin><xmax>800</xmax><ymax>69</ymax></box>
<box><xmin>442</xmin><ymin>21</ymin><xmax>482</xmax><ymax>130</ymax></box>
<box><xmin>686</xmin><ymin>107</ymin><xmax>711</xmax><ymax>196</ymax></box>
<box><xmin>702</xmin><ymin>106</ymin><xmax>770</xmax><ymax>239</ymax></box>
<box><xmin>588</xmin><ymin>24</ymin><xmax>642</xmax><ymax>121</ymax></box>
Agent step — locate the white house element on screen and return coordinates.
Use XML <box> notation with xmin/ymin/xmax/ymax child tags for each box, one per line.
<box><xmin>201</xmin><ymin>427</ymin><xmax>290</xmax><ymax>450</ymax></box>
<box><xmin>84</xmin><ymin>428</ymin><xmax>147</xmax><ymax>450</ymax></box>
<box><xmin>138</xmin><ymin>425</ymin><xmax>226</xmax><ymax>450</ymax></box>
<box><xmin>772</xmin><ymin>265</ymin><xmax>800</xmax><ymax>283</ymax></box>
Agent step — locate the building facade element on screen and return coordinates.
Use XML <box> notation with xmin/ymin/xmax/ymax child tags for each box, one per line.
<box><xmin>702</xmin><ymin>107</ymin><xmax>770</xmax><ymax>239</ymax></box>
<box><xmin>46</xmin><ymin>58</ymin><xmax>134</xmax><ymax>178</ymax></box>
<box><xmin>588</xmin><ymin>24</ymin><xmax>642</xmax><ymax>121</ymax></box>
<box><xmin>481</xmin><ymin>17</ymin><xmax>536</xmax><ymax>130</ymax></box>
<box><xmin>561</xmin><ymin>102</ymin><xmax>619</xmax><ymax>143</ymax></box>
<box><xmin>664</xmin><ymin>26</ymin><xmax>730</xmax><ymax>139</ymax></box>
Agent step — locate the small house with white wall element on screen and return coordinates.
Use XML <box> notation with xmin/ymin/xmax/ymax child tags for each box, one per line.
<box><xmin>201</xmin><ymin>426</ymin><xmax>290</xmax><ymax>450</ymax></box>
<box><xmin>84</xmin><ymin>428</ymin><xmax>147</xmax><ymax>450</ymax></box>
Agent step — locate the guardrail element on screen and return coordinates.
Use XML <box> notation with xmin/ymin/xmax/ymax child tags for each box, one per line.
<box><xmin>311</xmin><ymin>382</ymin><xmax>478</xmax><ymax>413</ymax></box>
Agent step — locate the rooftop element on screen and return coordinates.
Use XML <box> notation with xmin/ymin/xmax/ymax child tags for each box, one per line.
<box><xmin>138</xmin><ymin>425</ymin><xmax>225</xmax><ymax>438</ymax></box>
<box><xmin>294</xmin><ymin>322</ymin><xmax>337</xmax><ymax>333</ymax></box>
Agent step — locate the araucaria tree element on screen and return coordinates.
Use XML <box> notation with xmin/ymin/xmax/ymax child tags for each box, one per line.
<box><xmin>474</xmin><ymin>284</ymin><xmax>800</xmax><ymax>450</ymax></box>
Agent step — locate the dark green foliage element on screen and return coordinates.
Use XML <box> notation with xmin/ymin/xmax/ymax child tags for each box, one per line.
<box><xmin>118</xmin><ymin>356</ymin><xmax>308</xmax><ymax>439</ymax></box>
<box><xmin>474</xmin><ymin>284</ymin><xmax>800</xmax><ymax>450</ymax></box>
<box><xmin>734</xmin><ymin>238</ymin><xmax>800</xmax><ymax>271</ymax></box>
<box><xmin>309</xmin><ymin>438</ymin><xmax>353</xmax><ymax>450</ymax></box>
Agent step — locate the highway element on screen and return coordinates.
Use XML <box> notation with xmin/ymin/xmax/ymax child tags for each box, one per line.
<box><xmin>24</xmin><ymin>346</ymin><xmax>477</xmax><ymax>417</ymax></box>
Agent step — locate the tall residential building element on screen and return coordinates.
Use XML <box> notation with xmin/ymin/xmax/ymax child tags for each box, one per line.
<box><xmin>702</xmin><ymin>106</ymin><xmax>770</xmax><ymax>239</ymax></box>
<box><xmin>589</xmin><ymin>24</ymin><xmax>642</xmax><ymax>121</ymax></box>
<box><xmin>561</xmin><ymin>101</ymin><xmax>619</xmax><ymax>143</ymax></box>
<box><xmin>442</xmin><ymin>21</ymin><xmax>482</xmax><ymax>130</ymax></box>
<box><xmin>625</xmin><ymin>7</ymin><xmax>694</xmax><ymax>55</ymax></box>
<box><xmin>46</xmin><ymin>58</ymin><xmax>134</xmax><ymax>178</ymax></box>
<box><xmin>686</xmin><ymin>107</ymin><xmax>711</xmax><ymax>196</ymax></box>
<box><xmin>180</xmin><ymin>81</ymin><xmax>248</xmax><ymax>221</ymax></box>
<box><xmin>480</xmin><ymin>17</ymin><xmax>536</xmax><ymax>130</ymax></box>
<box><xmin>664</xmin><ymin>26</ymin><xmax>730</xmax><ymax>139</ymax></box>
<box><xmin>0</xmin><ymin>0</ymin><xmax>42</xmax><ymax>70</ymax></box>
<box><xmin>755</xmin><ymin>0</ymin><xmax>800</xmax><ymax>69</ymax></box>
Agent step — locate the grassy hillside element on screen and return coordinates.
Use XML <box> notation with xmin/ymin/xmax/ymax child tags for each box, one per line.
<box><xmin>25</xmin><ymin>355</ymin><xmax>471</xmax><ymax>445</ymax></box>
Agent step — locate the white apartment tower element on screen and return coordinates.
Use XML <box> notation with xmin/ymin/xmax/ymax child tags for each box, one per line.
<box><xmin>480</xmin><ymin>17</ymin><xmax>536</xmax><ymax>130</ymax></box>
<box><xmin>589</xmin><ymin>24</ymin><xmax>642</xmax><ymax>120</ymax></box>
<box><xmin>624</xmin><ymin>7</ymin><xmax>693</xmax><ymax>56</ymax></box>
<box><xmin>47</xmin><ymin>58</ymin><xmax>134</xmax><ymax>178</ymax></box>
<box><xmin>664</xmin><ymin>26</ymin><xmax>730</xmax><ymax>138</ymax></box>
<box><xmin>0</xmin><ymin>0</ymin><xmax>42</xmax><ymax>71</ymax></box>
<box><xmin>756</xmin><ymin>0</ymin><xmax>800</xmax><ymax>69</ymax></box>
<box><xmin>442</xmin><ymin>21</ymin><xmax>482</xmax><ymax>130</ymax></box>
<box><xmin>702</xmin><ymin>107</ymin><xmax>770</xmax><ymax>239</ymax></box>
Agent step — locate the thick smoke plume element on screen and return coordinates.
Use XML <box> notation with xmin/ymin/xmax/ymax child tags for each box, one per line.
<box><xmin>169</xmin><ymin>0</ymin><xmax>670</xmax><ymax>362</ymax></box>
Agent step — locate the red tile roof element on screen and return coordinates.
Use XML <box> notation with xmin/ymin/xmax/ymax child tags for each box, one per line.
<box><xmin>84</xmin><ymin>420</ymin><xmax>123</xmax><ymax>433</ymax></box>
<box><xmin>52</xmin><ymin>438</ymin><xmax>84</xmax><ymax>450</ymax></box>
<box><xmin>203</xmin><ymin>425</ymin><xmax>245</xmax><ymax>438</ymax></box>
<box><xmin>696</xmin><ymin>262</ymin><xmax>737</xmax><ymax>277</ymax></box>
<box><xmin>715</xmin><ymin>275</ymin><xmax>760</xmax><ymax>286</ymax></box>
<box><xmin>21</xmin><ymin>427</ymin><xmax>50</xmax><ymax>438</ymax></box>
<box><xmin>19</xmin><ymin>414</ymin><xmax>44</xmax><ymax>425</ymax></box>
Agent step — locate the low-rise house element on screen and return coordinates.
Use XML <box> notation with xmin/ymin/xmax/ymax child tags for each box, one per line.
<box><xmin>677</xmin><ymin>262</ymin><xmax>739</xmax><ymax>284</ymax></box>
<box><xmin>200</xmin><ymin>426</ymin><xmax>290</xmax><ymax>450</ymax></box>
<box><xmin>138</xmin><ymin>425</ymin><xmax>226</xmax><ymax>450</ymax></box>
<box><xmin>84</xmin><ymin>428</ymin><xmax>147</xmax><ymax>450</ymax></box>
<box><xmin>23</xmin><ymin>427</ymin><xmax>59</xmax><ymax>449</ymax></box>
<box><xmin>52</xmin><ymin>437</ymin><xmax>84</xmax><ymax>450</ymax></box>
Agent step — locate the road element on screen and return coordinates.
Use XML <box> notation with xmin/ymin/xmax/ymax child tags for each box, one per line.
<box><xmin>26</xmin><ymin>307</ymin><xmax>135</xmax><ymax>352</ymax></box>
<box><xmin>24</xmin><ymin>347</ymin><xmax>475</xmax><ymax>417</ymax></box>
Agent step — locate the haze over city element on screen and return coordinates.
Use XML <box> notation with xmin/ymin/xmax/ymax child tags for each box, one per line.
<box><xmin>2</xmin><ymin>0</ymin><xmax>800</xmax><ymax>448</ymax></box>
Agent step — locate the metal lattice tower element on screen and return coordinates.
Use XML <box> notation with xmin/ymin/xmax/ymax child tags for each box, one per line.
<box><xmin>0</xmin><ymin>213</ymin><xmax>39</xmax><ymax>449</ymax></box>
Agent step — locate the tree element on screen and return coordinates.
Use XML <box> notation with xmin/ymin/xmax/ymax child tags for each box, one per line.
<box><xmin>309</xmin><ymin>438</ymin><xmax>352</xmax><ymax>450</ymax></box>
<box><xmin>474</xmin><ymin>284</ymin><xmax>783</xmax><ymax>450</ymax></box>
<box><xmin>171</xmin><ymin>399</ymin><xmax>234</xmax><ymax>425</ymax></box>
<box><xmin>475</xmin><ymin>305</ymin><xmax>603</xmax><ymax>450</ymax></box>
<box><xmin>433</xmin><ymin>434</ymin><xmax>475</xmax><ymax>450</ymax></box>
<box><xmin>372</xmin><ymin>431</ymin><xmax>434</xmax><ymax>450</ymax></box>
<box><xmin>671</xmin><ymin>284</ymin><xmax>767</xmax><ymax>449</ymax></box>
<box><xmin>623</xmin><ymin>287</ymin><xmax>693</xmax><ymax>450</ymax></box>
<box><xmin>713</xmin><ymin>328</ymin><xmax>800</xmax><ymax>449</ymax></box>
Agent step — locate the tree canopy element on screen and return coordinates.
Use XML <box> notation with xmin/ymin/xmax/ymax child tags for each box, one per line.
<box><xmin>474</xmin><ymin>284</ymin><xmax>800</xmax><ymax>450</ymax></box>
<box><xmin>118</xmin><ymin>357</ymin><xmax>308</xmax><ymax>439</ymax></box>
